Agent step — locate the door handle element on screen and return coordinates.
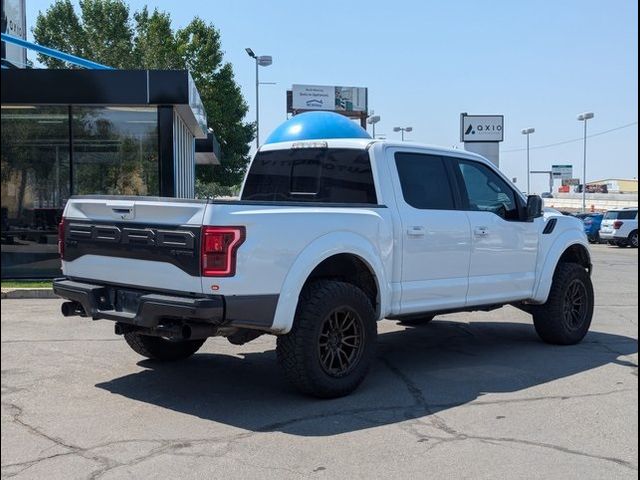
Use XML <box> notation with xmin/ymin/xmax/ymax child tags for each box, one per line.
<box><xmin>407</xmin><ymin>226</ymin><xmax>425</xmax><ymax>236</ymax></box>
<box><xmin>474</xmin><ymin>226</ymin><xmax>489</xmax><ymax>237</ymax></box>
<box><xmin>107</xmin><ymin>201</ymin><xmax>135</xmax><ymax>220</ymax></box>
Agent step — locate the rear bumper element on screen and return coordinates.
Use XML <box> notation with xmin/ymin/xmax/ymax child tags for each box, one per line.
<box><xmin>599</xmin><ymin>231</ymin><xmax>620</xmax><ymax>241</ymax></box>
<box><xmin>53</xmin><ymin>278</ymin><xmax>278</xmax><ymax>332</ymax></box>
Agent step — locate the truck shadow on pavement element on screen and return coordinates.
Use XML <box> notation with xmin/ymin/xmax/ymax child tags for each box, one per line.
<box><xmin>96</xmin><ymin>320</ymin><xmax>638</xmax><ymax>437</ymax></box>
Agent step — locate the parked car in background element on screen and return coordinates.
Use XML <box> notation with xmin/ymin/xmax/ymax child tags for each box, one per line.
<box><xmin>576</xmin><ymin>212</ymin><xmax>604</xmax><ymax>244</ymax></box>
<box><xmin>600</xmin><ymin>208</ymin><xmax>638</xmax><ymax>248</ymax></box>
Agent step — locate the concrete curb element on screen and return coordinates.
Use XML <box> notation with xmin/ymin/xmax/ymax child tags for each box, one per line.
<box><xmin>1</xmin><ymin>288</ymin><xmax>58</xmax><ymax>300</ymax></box>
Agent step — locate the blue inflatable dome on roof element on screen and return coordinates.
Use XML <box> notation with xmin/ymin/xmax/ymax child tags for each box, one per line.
<box><xmin>264</xmin><ymin>111</ymin><xmax>371</xmax><ymax>145</ymax></box>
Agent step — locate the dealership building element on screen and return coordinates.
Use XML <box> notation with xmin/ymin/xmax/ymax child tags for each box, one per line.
<box><xmin>1</xmin><ymin>7</ymin><xmax>220</xmax><ymax>278</ymax></box>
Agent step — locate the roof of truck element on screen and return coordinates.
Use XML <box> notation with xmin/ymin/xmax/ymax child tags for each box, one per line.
<box><xmin>260</xmin><ymin>136</ymin><xmax>485</xmax><ymax>160</ymax></box>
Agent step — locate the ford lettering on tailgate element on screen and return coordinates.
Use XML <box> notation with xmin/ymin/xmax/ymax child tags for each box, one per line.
<box><xmin>63</xmin><ymin>220</ymin><xmax>201</xmax><ymax>276</ymax></box>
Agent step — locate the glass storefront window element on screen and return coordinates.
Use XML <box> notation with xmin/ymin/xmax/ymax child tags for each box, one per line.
<box><xmin>1</xmin><ymin>106</ymin><xmax>70</xmax><ymax>278</ymax></box>
<box><xmin>72</xmin><ymin>107</ymin><xmax>159</xmax><ymax>196</ymax></box>
<box><xmin>1</xmin><ymin>105</ymin><xmax>161</xmax><ymax>278</ymax></box>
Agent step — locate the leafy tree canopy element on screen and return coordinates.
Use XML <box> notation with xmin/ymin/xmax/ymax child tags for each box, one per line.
<box><xmin>33</xmin><ymin>0</ymin><xmax>254</xmax><ymax>186</ymax></box>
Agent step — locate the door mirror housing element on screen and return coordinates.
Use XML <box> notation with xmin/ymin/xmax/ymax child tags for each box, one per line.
<box><xmin>525</xmin><ymin>195</ymin><xmax>543</xmax><ymax>222</ymax></box>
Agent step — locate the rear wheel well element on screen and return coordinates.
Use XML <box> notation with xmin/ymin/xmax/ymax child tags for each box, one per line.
<box><xmin>302</xmin><ymin>254</ymin><xmax>379</xmax><ymax>314</ymax></box>
<box><xmin>558</xmin><ymin>244</ymin><xmax>591</xmax><ymax>273</ymax></box>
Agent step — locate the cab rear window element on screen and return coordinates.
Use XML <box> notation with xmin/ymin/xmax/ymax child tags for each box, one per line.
<box><xmin>242</xmin><ymin>148</ymin><xmax>377</xmax><ymax>204</ymax></box>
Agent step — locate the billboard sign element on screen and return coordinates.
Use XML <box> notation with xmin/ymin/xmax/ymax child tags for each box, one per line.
<box><xmin>292</xmin><ymin>84</ymin><xmax>367</xmax><ymax>112</ymax></box>
<box><xmin>584</xmin><ymin>184</ymin><xmax>608</xmax><ymax>194</ymax></box>
<box><xmin>1</xmin><ymin>0</ymin><xmax>27</xmax><ymax>68</ymax></box>
<box><xmin>552</xmin><ymin>165</ymin><xmax>573</xmax><ymax>179</ymax></box>
<box><xmin>562</xmin><ymin>178</ymin><xmax>580</xmax><ymax>186</ymax></box>
<box><xmin>460</xmin><ymin>114</ymin><xmax>504</xmax><ymax>142</ymax></box>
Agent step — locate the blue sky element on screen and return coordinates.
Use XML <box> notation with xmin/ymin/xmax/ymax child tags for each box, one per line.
<box><xmin>26</xmin><ymin>0</ymin><xmax>638</xmax><ymax>193</ymax></box>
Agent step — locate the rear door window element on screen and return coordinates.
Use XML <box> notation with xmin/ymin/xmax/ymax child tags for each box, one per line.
<box><xmin>242</xmin><ymin>148</ymin><xmax>377</xmax><ymax>204</ymax></box>
<box><xmin>394</xmin><ymin>152</ymin><xmax>456</xmax><ymax>210</ymax></box>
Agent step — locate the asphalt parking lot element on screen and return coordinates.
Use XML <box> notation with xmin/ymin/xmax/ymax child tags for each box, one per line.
<box><xmin>1</xmin><ymin>244</ymin><xmax>637</xmax><ymax>479</ymax></box>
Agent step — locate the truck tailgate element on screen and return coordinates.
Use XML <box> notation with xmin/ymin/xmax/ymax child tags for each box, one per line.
<box><xmin>61</xmin><ymin>196</ymin><xmax>208</xmax><ymax>294</ymax></box>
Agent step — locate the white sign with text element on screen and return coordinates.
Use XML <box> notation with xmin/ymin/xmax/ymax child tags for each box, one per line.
<box><xmin>461</xmin><ymin>115</ymin><xmax>504</xmax><ymax>142</ymax></box>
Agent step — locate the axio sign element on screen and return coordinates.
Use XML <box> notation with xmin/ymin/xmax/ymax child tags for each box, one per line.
<box><xmin>461</xmin><ymin>115</ymin><xmax>504</xmax><ymax>142</ymax></box>
<box><xmin>1</xmin><ymin>0</ymin><xmax>27</xmax><ymax>68</ymax></box>
<box><xmin>292</xmin><ymin>84</ymin><xmax>367</xmax><ymax>113</ymax></box>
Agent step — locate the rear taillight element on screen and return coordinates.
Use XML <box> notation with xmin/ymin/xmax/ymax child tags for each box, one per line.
<box><xmin>613</xmin><ymin>220</ymin><xmax>624</xmax><ymax>230</ymax></box>
<box><xmin>201</xmin><ymin>226</ymin><xmax>245</xmax><ymax>277</ymax></box>
<box><xmin>58</xmin><ymin>219</ymin><xmax>65</xmax><ymax>260</ymax></box>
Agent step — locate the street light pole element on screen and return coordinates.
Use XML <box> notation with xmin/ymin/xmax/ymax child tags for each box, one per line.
<box><xmin>255</xmin><ymin>58</ymin><xmax>259</xmax><ymax>147</ymax></box>
<box><xmin>367</xmin><ymin>114</ymin><xmax>380</xmax><ymax>138</ymax></box>
<box><xmin>577</xmin><ymin>112</ymin><xmax>594</xmax><ymax>212</ymax></box>
<box><xmin>393</xmin><ymin>126</ymin><xmax>413</xmax><ymax>141</ymax></box>
<box><xmin>245</xmin><ymin>48</ymin><xmax>272</xmax><ymax>148</ymax></box>
<box><xmin>521</xmin><ymin>127</ymin><xmax>535</xmax><ymax>194</ymax></box>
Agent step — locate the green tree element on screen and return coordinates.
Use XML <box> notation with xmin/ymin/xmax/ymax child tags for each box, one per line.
<box><xmin>133</xmin><ymin>6</ymin><xmax>182</xmax><ymax>69</ymax></box>
<box><xmin>175</xmin><ymin>19</ymin><xmax>253</xmax><ymax>186</ymax></box>
<box><xmin>33</xmin><ymin>1</ymin><xmax>254</xmax><ymax>187</ymax></box>
<box><xmin>32</xmin><ymin>0</ymin><xmax>85</xmax><ymax>68</ymax></box>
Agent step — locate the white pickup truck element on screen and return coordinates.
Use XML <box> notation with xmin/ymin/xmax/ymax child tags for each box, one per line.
<box><xmin>54</xmin><ymin>114</ymin><xmax>594</xmax><ymax>398</ymax></box>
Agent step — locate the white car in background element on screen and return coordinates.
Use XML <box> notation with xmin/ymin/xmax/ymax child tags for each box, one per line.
<box><xmin>599</xmin><ymin>208</ymin><xmax>638</xmax><ymax>248</ymax></box>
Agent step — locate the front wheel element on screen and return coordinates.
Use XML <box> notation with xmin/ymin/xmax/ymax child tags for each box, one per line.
<box><xmin>276</xmin><ymin>280</ymin><xmax>377</xmax><ymax>398</ymax></box>
<box><xmin>531</xmin><ymin>263</ymin><xmax>594</xmax><ymax>345</ymax></box>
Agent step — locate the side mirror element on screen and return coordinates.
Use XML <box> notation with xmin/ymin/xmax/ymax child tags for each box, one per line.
<box><xmin>526</xmin><ymin>195</ymin><xmax>543</xmax><ymax>222</ymax></box>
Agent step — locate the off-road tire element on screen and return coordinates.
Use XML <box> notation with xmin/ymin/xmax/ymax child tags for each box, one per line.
<box><xmin>124</xmin><ymin>332</ymin><xmax>205</xmax><ymax>361</ymax></box>
<box><xmin>532</xmin><ymin>263</ymin><xmax>594</xmax><ymax>345</ymax></box>
<box><xmin>398</xmin><ymin>314</ymin><xmax>436</xmax><ymax>326</ymax></box>
<box><xmin>628</xmin><ymin>230</ymin><xmax>638</xmax><ymax>249</ymax></box>
<box><xmin>276</xmin><ymin>280</ymin><xmax>377</xmax><ymax>398</ymax></box>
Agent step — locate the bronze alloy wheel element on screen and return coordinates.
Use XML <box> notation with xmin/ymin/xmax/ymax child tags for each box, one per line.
<box><xmin>563</xmin><ymin>279</ymin><xmax>589</xmax><ymax>330</ymax></box>
<box><xmin>317</xmin><ymin>306</ymin><xmax>365</xmax><ymax>378</ymax></box>
<box><xmin>276</xmin><ymin>280</ymin><xmax>378</xmax><ymax>397</ymax></box>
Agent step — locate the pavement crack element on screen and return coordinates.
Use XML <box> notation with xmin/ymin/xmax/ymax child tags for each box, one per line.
<box><xmin>1</xmin><ymin>400</ymin><xmax>119</xmax><ymax>478</ymax></box>
<box><xmin>468</xmin><ymin>434</ymin><xmax>638</xmax><ymax>471</ymax></box>
<box><xmin>380</xmin><ymin>357</ymin><xmax>459</xmax><ymax>437</ymax></box>
<box><xmin>467</xmin><ymin>388</ymin><xmax>633</xmax><ymax>406</ymax></box>
<box><xmin>2</xmin><ymin>401</ymin><xmax>79</xmax><ymax>452</ymax></box>
<box><xmin>378</xmin><ymin>358</ymin><xmax>637</xmax><ymax>472</ymax></box>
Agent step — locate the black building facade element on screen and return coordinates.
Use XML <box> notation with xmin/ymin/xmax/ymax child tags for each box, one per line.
<box><xmin>1</xmin><ymin>69</ymin><xmax>219</xmax><ymax>278</ymax></box>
